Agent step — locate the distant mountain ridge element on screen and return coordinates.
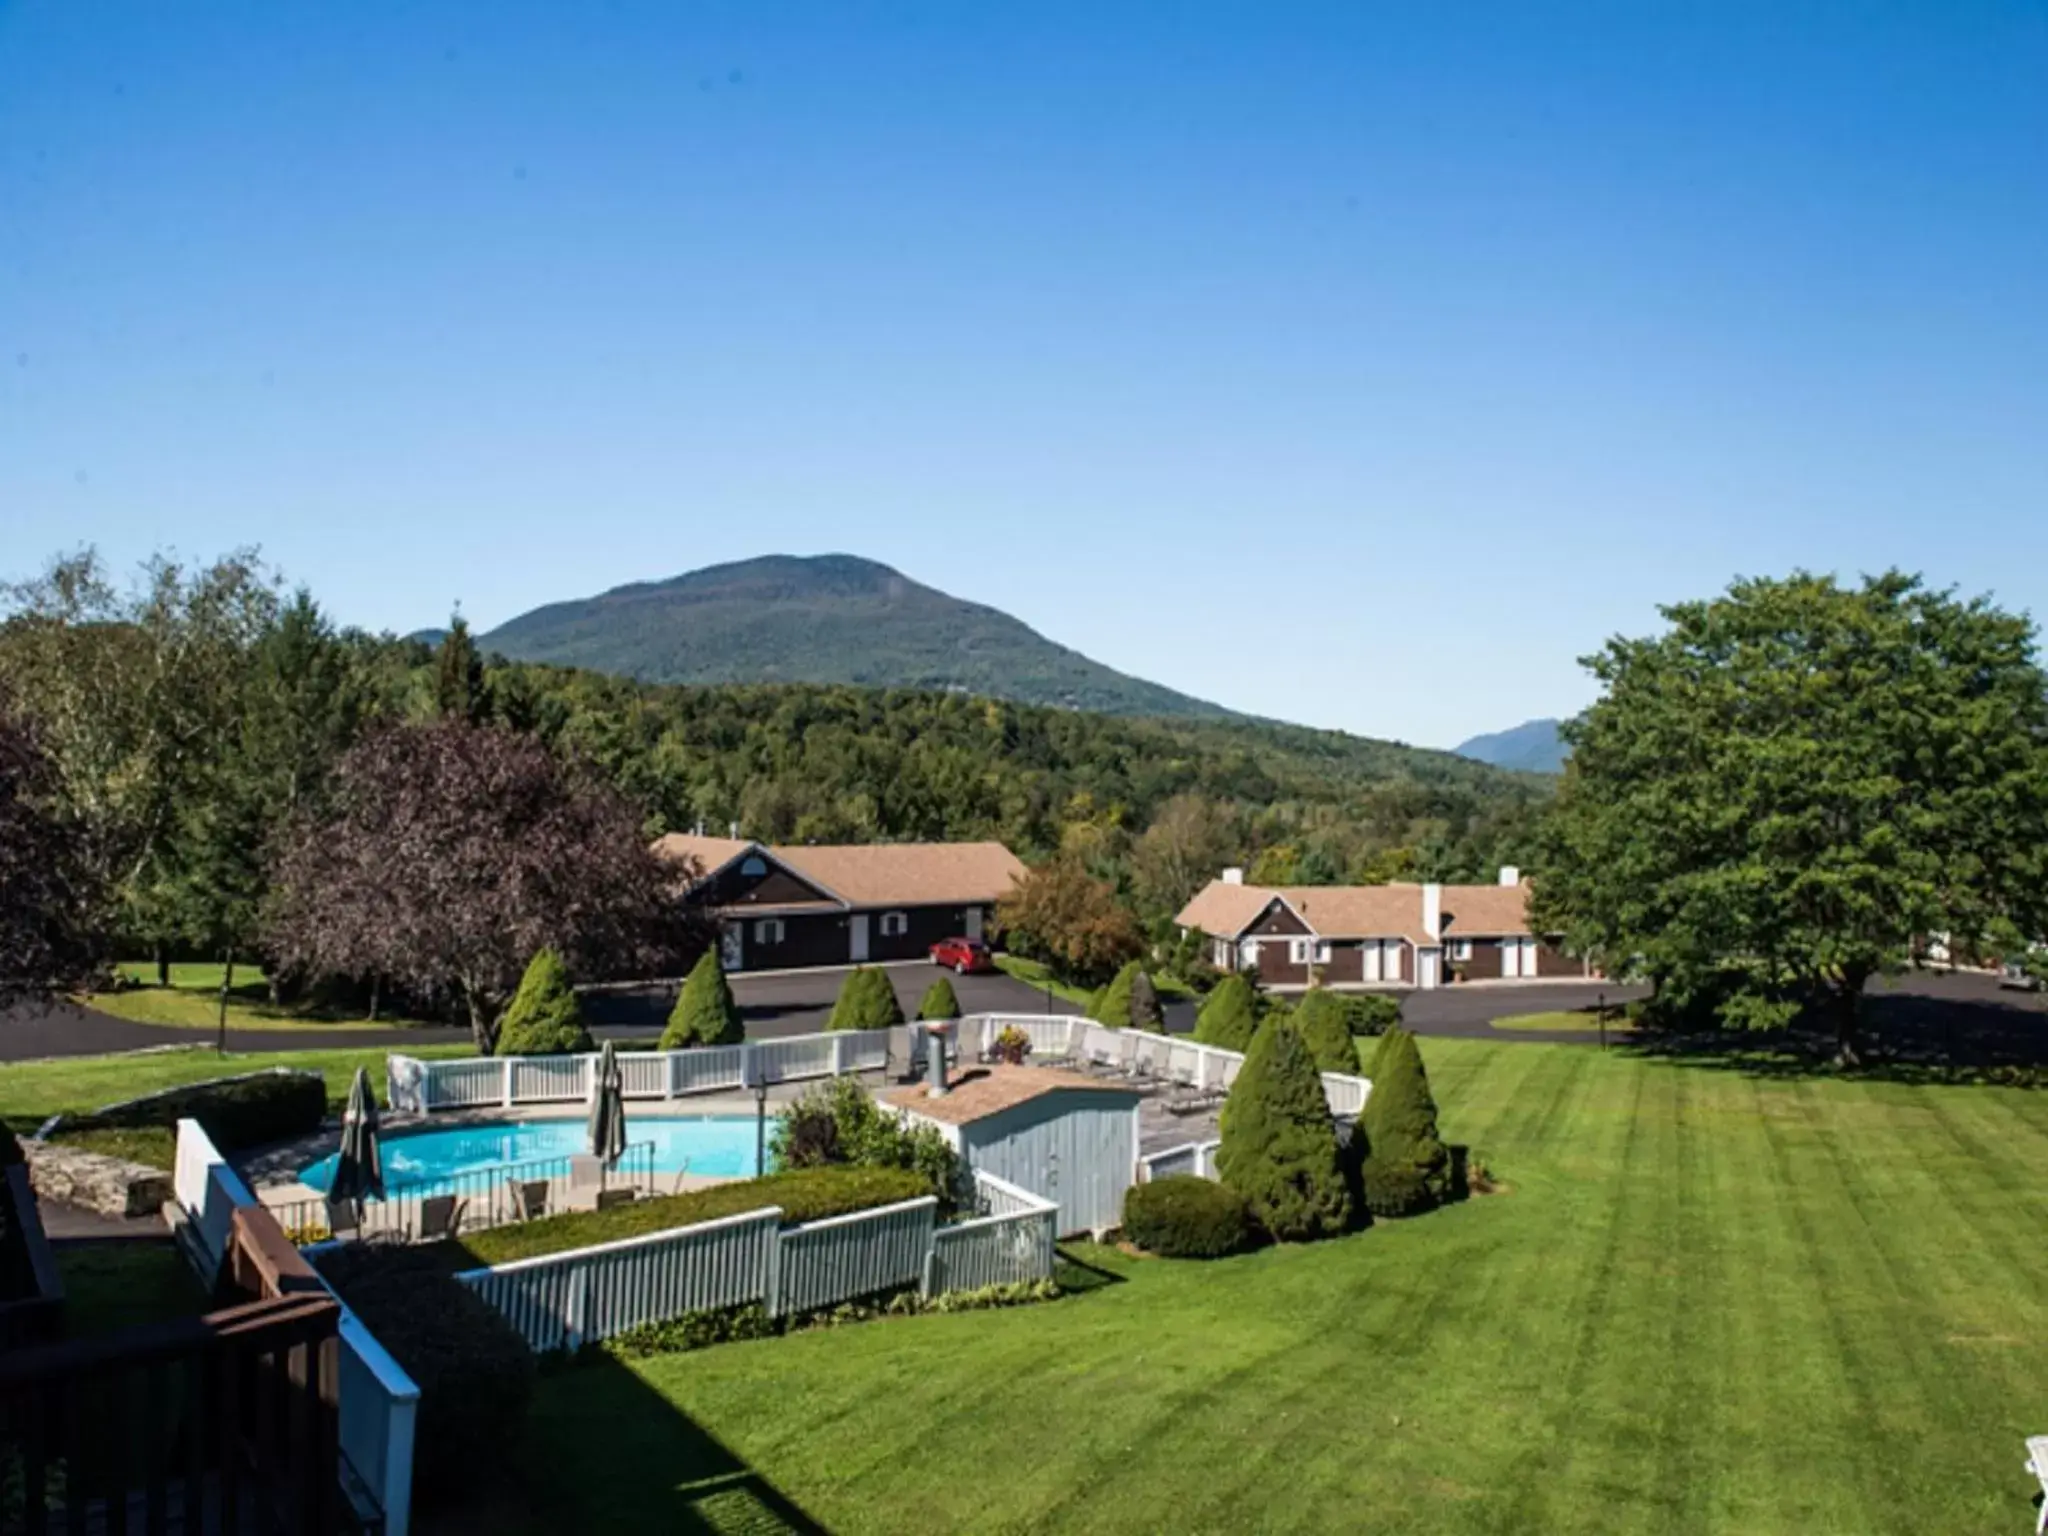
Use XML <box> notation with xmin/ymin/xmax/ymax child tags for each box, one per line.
<box><xmin>1454</xmin><ymin>718</ymin><xmax>1568</xmax><ymax>774</ymax></box>
<box><xmin>474</xmin><ymin>554</ymin><xmax>1234</xmax><ymax>719</ymax></box>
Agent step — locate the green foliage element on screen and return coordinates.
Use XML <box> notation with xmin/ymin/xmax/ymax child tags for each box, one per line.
<box><xmin>1216</xmin><ymin>1017</ymin><xmax>1354</xmax><ymax>1241</ymax></box>
<box><xmin>1339</xmin><ymin>993</ymin><xmax>1401</xmax><ymax>1036</ymax></box>
<box><xmin>1121</xmin><ymin>1176</ymin><xmax>1254</xmax><ymax>1258</ymax></box>
<box><xmin>1290</xmin><ymin>988</ymin><xmax>1361</xmax><ymax>1074</ymax></box>
<box><xmin>1091</xmin><ymin>961</ymin><xmax>1145</xmax><ymax>1028</ymax></box>
<box><xmin>916</xmin><ymin>975</ymin><xmax>961</xmax><ymax>1021</ymax></box>
<box><xmin>458</xmin><ymin>1164</ymin><xmax>932</xmax><ymax>1266</ymax></box>
<box><xmin>66</xmin><ymin>1069</ymin><xmax>326</xmax><ymax>1151</ymax></box>
<box><xmin>1535</xmin><ymin>570</ymin><xmax>2048</xmax><ymax>1058</ymax></box>
<box><xmin>1193</xmin><ymin>974</ymin><xmax>1258</xmax><ymax>1052</ymax></box>
<box><xmin>998</xmin><ymin>859</ymin><xmax>1146</xmax><ymax>985</ymax></box>
<box><xmin>1126</xmin><ymin>968</ymin><xmax>1165</xmax><ymax>1032</ymax></box>
<box><xmin>661</xmin><ymin>949</ymin><xmax>743</xmax><ymax>1048</ymax></box>
<box><xmin>494</xmin><ymin>949</ymin><xmax>594</xmax><ymax>1056</ymax></box>
<box><xmin>1356</xmin><ymin>1027</ymin><xmax>1451</xmax><ymax>1218</ymax></box>
<box><xmin>605</xmin><ymin>1279</ymin><xmax>1062</xmax><ymax>1361</ymax></box>
<box><xmin>770</xmin><ymin>1076</ymin><xmax>962</xmax><ymax>1210</ymax></box>
<box><xmin>312</xmin><ymin>1242</ymin><xmax>534</xmax><ymax>1505</ymax></box>
<box><xmin>827</xmin><ymin>966</ymin><xmax>904</xmax><ymax>1031</ymax></box>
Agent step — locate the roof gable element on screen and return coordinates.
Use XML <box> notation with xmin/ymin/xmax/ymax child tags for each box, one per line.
<box><xmin>767</xmin><ymin>841</ymin><xmax>1026</xmax><ymax>908</ymax></box>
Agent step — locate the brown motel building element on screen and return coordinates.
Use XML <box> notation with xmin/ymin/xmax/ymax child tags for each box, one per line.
<box><xmin>652</xmin><ymin>835</ymin><xmax>1028</xmax><ymax>973</ymax></box>
<box><xmin>1175</xmin><ymin>866</ymin><xmax>1591</xmax><ymax>991</ymax></box>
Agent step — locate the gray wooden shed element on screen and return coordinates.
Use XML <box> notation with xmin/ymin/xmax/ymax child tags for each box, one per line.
<box><xmin>890</xmin><ymin>1067</ymin><xmax>1143</xmax><ymax>1237</ymax></box>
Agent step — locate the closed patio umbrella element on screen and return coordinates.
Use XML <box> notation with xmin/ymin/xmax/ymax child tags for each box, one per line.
<box><xmin>329</xmin><ymin>1066</ymin><xmax>384</xmax><ymax>1206</ymax></box>
<box><xmin>588</xmin><ymin>1039</ymin><xmax>627</xmax><ymax>1169</ymax></box>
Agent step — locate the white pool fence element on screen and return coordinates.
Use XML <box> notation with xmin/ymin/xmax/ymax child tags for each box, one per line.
<box><xmin>455</xmin><ymin>1169</ymin><xmax>1059</xmax><ymax>1353</ymax></box>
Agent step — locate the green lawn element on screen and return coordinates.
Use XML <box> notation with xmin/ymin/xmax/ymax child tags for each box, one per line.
<box><xmin>56</xmin><ymin>1240</ymin><xmax>206</xmax><ymax>1336</ymax></box>
<box><xmin>993</xmin><ymin>954</ymin><xmax>1198</xmax><ymax>1011</ymax></box>
<box><xmin>501</xmin><ymin>1037</ymin><xmax>2048</xmax><ymax>1534</ymax></box>
<box><xmin>1491</xmin><ymin>1007</ymin><xmax>1636</xmax><ymax>1034</ymax></box>
<box><xmin>85</xmin><ymin>960</ymin><xmax>441</xmax><ymax>1034</ymax></box>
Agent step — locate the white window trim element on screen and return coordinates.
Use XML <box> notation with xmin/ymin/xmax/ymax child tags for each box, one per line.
<box><xmin>1288</xmin><ymin>937</ymin><xmax>1331</xmax><ymax>966</ymax></box>
<box><xmin>1451</xmin><ymin>939</ymin><xmax>1473</xmax><ymax>962</ymax></box>
<box><xmin>754</xmin><ymin>917</ymin><xmax>785</xmax><ymax>945</ymax></box>
<box><xmin>879</xmin><ymin>911</ymin><xmax>909</xmax><ymax>938</ymax></box>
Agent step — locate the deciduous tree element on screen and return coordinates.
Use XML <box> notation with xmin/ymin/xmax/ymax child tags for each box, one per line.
<box><xmin>995</xmin><ymin>858</ymin><xmax>1143</xmax><ymax>985</ymax></box>
<box><xmin>0</xmin><ymin>703</ymin><xmax>105</xmax><ymax>997</ymax></box>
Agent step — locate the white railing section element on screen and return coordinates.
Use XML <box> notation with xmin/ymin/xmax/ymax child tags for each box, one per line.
<box><xmin>171</xmin><ymin>1120</ymin><xmax>421</xmax><ymax>1536</ymax></box>
<box><xmin>459</xmin><ymin>1207</ymin><xmax>783</xmax><ymax>1354</ymax></box>
<box><xmin>927</xmin><ymin>1014</ymin><xmax>1370</xmax><ymax>1121</ymax></box>
<box><xmin>775</xmin><ymin>1197</ymin><xmax>937</xmax><ymax>1315</ymax></box>
<box><xmin>1139</xmin><ymin>1140</ymin><xmax>1222</xmax><ymax>1182</ymax></box>
<box><xmin>387</xmin><ymin>1027</ymin><xmax>893</xmax><ymax>1115</ymax></box>
<box><xmin>457</xmin><ymin>1172</ymin><xmax>1059</xmax><ymax>1353</ymax></box>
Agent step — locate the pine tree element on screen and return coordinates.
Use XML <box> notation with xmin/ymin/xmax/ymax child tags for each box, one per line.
<box><xmin>1356</xmin><ymin>1026</ymin><xmax>1451</xmax><ymax>1217</ymax></box>
<box><xmin>434</xmin><ymin>615</ymin><xmax>488</xmax><ymax>725</ymax></box>
<box><xmin>495</xmin><ymin>949</ymin><xmax>593</xmax><ymax>1056</ymax></box>
<box><xmin>917</xmin><ymin>974</ymin><xmax>961</xmax><ymax>1021</ymax></box>
<box><xmin>1092</xmin><ymin>961</ymin><xmax>1145</xmax><ymax>1029</ymax></box>
<box><xmin>1127</xmin><ymin>968</ymin><xmax>1165</xmax><ymax>1033</ymax></box>
<box><xmin>1194</xmin><ymin>974</ymin><xmax>1258</xmax><ymax>1052</ymax></box>
<box><xmin>828</xmin><ymin>966</ymin><xmax>905</xmax><ymax>1031</ymax></box>
<box><xmin>1216</xmin><ymin>1016</ymin><xmax>1354</xmax><ymax>1240</ymax></box>
<box><xmin>1291</xmin><ymin>988</ymin><xmax>1360</xmax><ymax>1074</ymax></box>
<box><xmin>661</xmin><ymin>949</ymin><xmax>743</xmax><ymax>1048</ymax></box>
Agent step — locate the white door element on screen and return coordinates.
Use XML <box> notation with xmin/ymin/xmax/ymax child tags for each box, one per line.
<box><xmin>1418</xmin><ymin>947</ymin><xmax>1441</xmax><ymax>989</ymax></box>
<box><xmin>850</xmin><ymin>912</ymin><xmax>870</xmax><ymax>963</ymax></box>
<box><xmin>1363</xmin><ymin>941</ymin><xmax>1382</xmax><ymax>983</ymax></box>
<box><xmin>964</xmin><ymin>906</ymin><xmax>984</xmax><ymax>942</ymax></box>
<box><xmin>720</xmin><ymin>922</ymin><xmax>743</xmax><ymax>972</ymax></box>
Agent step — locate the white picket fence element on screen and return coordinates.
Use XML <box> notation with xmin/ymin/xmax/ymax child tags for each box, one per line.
<box><xmin>172</xmin><ymin>1121</ymin><xmax>421</xmax><ymax>1536</ymax></box>
<box><xmin>387</xmin><ymin>1027</ymin><xmax>894</xmax><ymax>1113</ymax></box>
<box><xmin>455</xmin><ymin>1170</ymin><xmax>1058</xmax><ymax>1353</ymax></box>
<box><xmin>927</xmin><ymin>1014</ymin><xmax>1373</xmax><ymax>1121</ymax></box>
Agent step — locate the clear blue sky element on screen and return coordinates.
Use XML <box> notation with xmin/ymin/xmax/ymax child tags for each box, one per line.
<box><xmin>3</xmin><ymin>2</ymin><xmax>2044</xmax><ymax>749</ymax></box>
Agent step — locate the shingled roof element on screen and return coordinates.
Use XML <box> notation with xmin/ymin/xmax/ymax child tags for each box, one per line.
<box><xmin>888</xmin><ymin>1065</ymin><xmax>1138</xmax><ymax>1126</ymax></box>
<box><xmin>652</xmin><ymin>836</ymin><xmax>1026</xmax><ymax>910</ymax></box>
<box><xmin>1176</xmin><ymin>877</ymin><xmax>1536</xmax><ymax>943</ymax></box>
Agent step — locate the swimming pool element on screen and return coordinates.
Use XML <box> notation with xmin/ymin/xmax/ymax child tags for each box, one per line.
<box><xmin>297</xmin><ymin>1114</ymin><xmax>768</xmax><ymax>1193</ymax></box>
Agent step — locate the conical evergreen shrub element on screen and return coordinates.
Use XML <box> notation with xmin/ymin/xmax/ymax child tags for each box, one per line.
<box><xmin>661</xmin><ymin>950</ymin><xmax>744</xmax><ymax>1049</ymax></box>
<box><xmin>917</xmin><ymin>975</ymin><xmax>961</xmax><ymax>1021</ymax></box>
<box><xmin>1357</xmin><ymin>1026</ymin><xmax>1451</xmax><ymax>1218</ymax></box>
<box><xmin>1215</xmin><ymin>1016</ymin><xmax>1354</xmax><ymax>1240</ymax></box>
<box><xmin>1091</xmin><ymin>961</ymin><xmax>1145</xmax><ymax>1029</ymax></box>
<box><xmin>828</xmin><ymin>966</ymin><xmax>904</xmax><ymax>1031</ymax></box>
<box><xmin>1194</xmin><ymin>974</ymin><xmax>1258</xmax><ymax>1052</ymax></box>
<box><xmin>1291</xmin><ymin>988</ymin><xmax>1360</xmax><ymax>1074</ymax></box>
<box><xmin>1127</xmin><ymin>969</ymin><xmax>1165</xmax><ymax>1033</ymax></box>
<box><xmin>495</xmin><ymin>949</ymin><xmax>593</xmax><ymax>1056</ymax></box>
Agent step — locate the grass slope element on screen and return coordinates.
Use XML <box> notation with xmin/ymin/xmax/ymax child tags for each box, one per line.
<box><xmin>512</xmin><ymin>1038</ymin><xmax>2048</xmax><ymax>1534</ymax></box>
<box><xmin>85</xmin><ymin>961</ymin><xmax>428</xmax><ymax>1034</ymax></box>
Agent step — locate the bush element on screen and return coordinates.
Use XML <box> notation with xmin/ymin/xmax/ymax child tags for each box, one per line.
<box><xmin>494</xmin><ymin>949</ymin><xmax>593</xmax><ymax>1056</ymax></box>
<box><xmin>1127</xmin><ymin>969</ymin><xmax>1165</xmax><ymax>1033</ymax></box>
<box><xmin>1091</xmin><ymin>961</ymin><xmax>1143</xmax><ymax>1029</ymax></box>
<box><xmin>1291</xmin><ymin>989</ymin><xmax>1360</xmax><ymax>1074</ymax></box>
<box><xmin>312</xmin><ymin>1243</ymin><xmax>535</xmax><ymax>1505</ymax></box>
<box><xmin>769</xmin><ymin>1076</ymin><xmax>962</xmax><ymax>1209</ymax></box>
<box><xmin>1356</xmin><ymin>1026</ymin><xmax>1451</xmax><ymax>1218</ymax></box>
<box><xmin>1121</xmin><ymin>1176</ymin><xmax>1253</xmax><ymax>1258</ymax></box>
<box><xmin>1216</xmin><ymin>1017</ymin><xmax>1354</xmax><ymax>1241</ymax></box>
<box><xmin>459</xmin><ymin>1164</ymin><xmax>932</xmax><ymax>1266</ymax></box>
<box><xmin>1194</xmin><ymin>974</ymin><xmax>1258</xmax><ymax>1052</ymax></box>
<box><xmin>828</xmin><ymin>966</ymin><xmax>904</xmax><ymax>1031</ymax></box>
<box><xmin>660</xmin><ymin>950</ymin><xmax>743</xmax><ymax>1049</ymax></box>
<box><xmin>917</xmin><ymin>975</ymin><xmax>961</xmax><ymax>1021</ymax></box>
<box><xmin>69</xmin><ymin>1070</ymin><xmax>327</xmax><ymax>1152</ymax></box>
<box><xmin>1340</xmin><ymin>993</ymin><xmax>1401</xmax><ymax>1036</ymax></box>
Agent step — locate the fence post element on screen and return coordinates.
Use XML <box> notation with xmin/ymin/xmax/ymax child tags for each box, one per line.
<box><xmin>831</xmin><ymin>1033</ymin><xmax>849</xmax><ymax>1077</ymax></box>
<box><xmin>502</xmin><ymin>1059</ymin><xmax>515</xmax><ymax>1110</ymax></box>
<box><xmin>664</xmin><ymin>1051</ymin><xmax>677</xmax><ymax>1102</ymax></box>
<box><xmin>921</xmin><ymin>1246</ymin><xmax>940</xmax><ymax>1301</ymax></box>
<box><xmin>763</xmin><ymin>1227</ymin><xmax>783</xmax><ymax>1320</ymax></box>
<box><xmin>567</xmin><ymin>1267</ymin><xmax>589</xmax><ymax>1351</ymax></box>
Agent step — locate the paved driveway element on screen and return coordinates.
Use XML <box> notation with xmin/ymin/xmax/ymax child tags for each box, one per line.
<box><xmin>0</xmin><ymin>996</ymin><xmax>450</xmax><ymax>1063</ymax></box>
<box><xmin>584</xmin><ymin>961</ymin><xmax>1065</xmax><ymax>1041</ymax></box>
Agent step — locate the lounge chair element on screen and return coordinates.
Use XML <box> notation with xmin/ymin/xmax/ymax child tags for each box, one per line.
<box><xmin>595</xmin><ymin>1187</ymin><xmax>639</xmax><ymax>1212</ymax></box>
<box><xmin>417</xmin><ymin>1194</ymin><xmax>467</xmax><ymax>1242</ymax></box>
<box><xmin>508</xmin><ymin>1178</ymin><xmax>549</xmax><ymax>1222</ymax></box>
<box><xmin>2028</xmin><ymin>1436</ymin><xmax>2048</xmax><ymax>1534</ymax></box>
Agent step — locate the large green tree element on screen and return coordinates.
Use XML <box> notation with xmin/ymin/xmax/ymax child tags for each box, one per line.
<box><xmin>1536</xmin><ymin>572</ymin><xmax>2048</xmax><ymax>1059</ymax></box>
<box><xmin>1216</xmin><ymin>1017</ymin><xmax>1353</xmax><ymax>1241</ymax></box>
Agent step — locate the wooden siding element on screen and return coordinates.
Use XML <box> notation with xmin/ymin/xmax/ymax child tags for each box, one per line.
<box><xmin>961</xmin><ymin>1090</ymin><xmax>1140</xmax><ymax>1237</ymax></box>
<box><xmin>1451</xmin><ymin>937</ymin><xmax>1505</xmax><ymax>981</ymax></box>
<box><xmin>699</xmin><ymin>857</ymin><xmax>833</xmax><ymax>909</ymax></box>
<box><xmin>1245</xmin><ymin>900</ymin><xmax>1312</xmax><ymax>937</ymax></box>
<box><xmin>739</xmin><ymin>911</ymin><xmax>849</xmax><ymax>970</ymax></box>
<box><xmin>869</xmin><ymin>903</ymin><xmax>992</xmax><ymax>963</ymax></box>
<box><xmin>1536</xmin><ymin>939</ymin><xmax>1585</xmax><ymax>978</ymax></box>
<box><xmin>1320</xmin><ymin>941</ymin><xmax>1365</xmax><ymax>984</ymax></box>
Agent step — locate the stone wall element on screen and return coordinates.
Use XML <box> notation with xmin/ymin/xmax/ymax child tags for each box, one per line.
<box><xmin>22</xmin><ymin>1139</ymin><xmax>174</xmax><ymax>1219</ymax></box>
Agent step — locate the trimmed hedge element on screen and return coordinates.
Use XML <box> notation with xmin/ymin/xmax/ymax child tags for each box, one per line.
<box><xmin>455</xmin><ymin>1164</ymin><xmax>930</xmax><ymax>1267</ymax></box>
<box><xmin>1356</xmin><ymin>1026</ymin><xmax>1451</xmax><ymax>1218</ymax></box>
<box><xmin>312</xmin><ymin>1243</ymin><xmax>535</xmax><ymax>1505</ymax></box>
<box><xmin>69</xmin><ymin>1070</ymin><xmax>327</xmax><ymax>1152</ymax></box>
<box><xmin>494</xmin><ymin>949</ymin><xmax>593</xmax><ymax>1056</ymax></box>
<box><xmin>1122</xmin><ymin>1176</ymin><xmax>1253</xmax><ymax>1259</ymax></box>
<box><xmin>1341</xmin><ymin>993</ymin><xmax>1401</xmax><ymax>1037</ymax></box>
<box><xmin>1290</xmin><ymin>989</ymin><xmax>1361</xmax><ymax>1074</ymax></box>
<box><xmin>1216</xmin><ymin>1017</ymin><xmax>1353</xmax><ymax>1241</ymax></box>
<box><xmin>1193</xmin><ymin>974</ymin><xmax>1258</xmax><ymax>1052</ymax></box>
<box><xmin>827</xmin><ymin>966</ymin><xmax>904</xmax><ymax>1031</ymax></box>
<box><xmin>661</xmin><ymin>950</ymin><xmax>744</xmax><ymax>1048</ymax></box>
<box><xmin>916</xmin><ymin>975</ymin><xmax>961</xmax><ymax>1021</ymax></box>
<box><xmin>1091</xmin><ymin>962</ymin><xmax>1144</xmax><ymax>1029</ymax></box>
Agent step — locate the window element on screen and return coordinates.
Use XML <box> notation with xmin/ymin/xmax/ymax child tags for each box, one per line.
<box><xmin>1451</xmin><ymin>939</ymin><xmax>1473</xmax><ymax>962</ymax></box>
<box><xmin>1238</xmin><ymin>938</ymin><xmax>1259</xmax><ymax>970</ymax></box>
<box><xmin>753</xmin><ymin>918</ymin><xmax>785</xmax><ymax>945</ymax></box>
<box><xmin>1289</xmin><ymin>938</ymin><xmax>1331</xmax><ymax>966</ymax></box>
<box><xmin>879</xmin><ymin>911</ymin><xmax>908</xmax><ymax>938</ymax></box>
<box><xmin>1214</xmin><ymin>938</ymin><xmax>1232</xmax><ymax>969</ymax></box>
<box><xmin>740</xmin><ymin>855</ymin><xmax>767</xmax><ymax>877</ymax></box>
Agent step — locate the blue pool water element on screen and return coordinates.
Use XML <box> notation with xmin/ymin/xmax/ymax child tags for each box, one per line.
<box><xmin>298</xmin><ymin>1114</ymin><xmax>766</xmax><ymax>1193</ymax></box>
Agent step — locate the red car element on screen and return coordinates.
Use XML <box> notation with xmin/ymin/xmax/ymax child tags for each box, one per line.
<box><xmin>929</xmin><ymin>936</ymin><xmax>994</xmax><ymax>974</ymax></box>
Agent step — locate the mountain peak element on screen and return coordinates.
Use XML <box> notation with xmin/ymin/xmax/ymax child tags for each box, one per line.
<box><xmin>477</xmin><ymin>554</ymin><xmax>1233</xmax><ymax>719</ymax></box>
<box><xmin>1453</xmin><ymin>718</ymin><xmax>1567</xmax><ymax>774</ymax></box>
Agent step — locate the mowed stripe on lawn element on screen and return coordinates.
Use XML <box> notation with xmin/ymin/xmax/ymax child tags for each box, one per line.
<box><xmin>516</xmin><ymin>1039</ymin><xmax>2048</xmax><ymax>1534</ymax></box>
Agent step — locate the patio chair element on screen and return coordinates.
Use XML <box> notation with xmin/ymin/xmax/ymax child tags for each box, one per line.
<box><xmin>323</xmin><ymin>1196</ymin><xmax>362</xmax><ymax>1243</ymax></box>
<box><xmin>417</xmin><ymin>1195</ymin><xmax>467</xmax><ymax>1243</ymax></box>
<box><xmin>595</xmin><ymin>1187</ymin><xmax>639</xmax><ymax>1212</ymax></box>
<box><xmin>2027</xmin><ymin>1436</ymin><xmax>2048</xmax><ymax>1534</ymax></box>
<box><xmin>508</xmin><ymin>1177</ymin><xmax>549</xmax><ymax>1222</ymax></box>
